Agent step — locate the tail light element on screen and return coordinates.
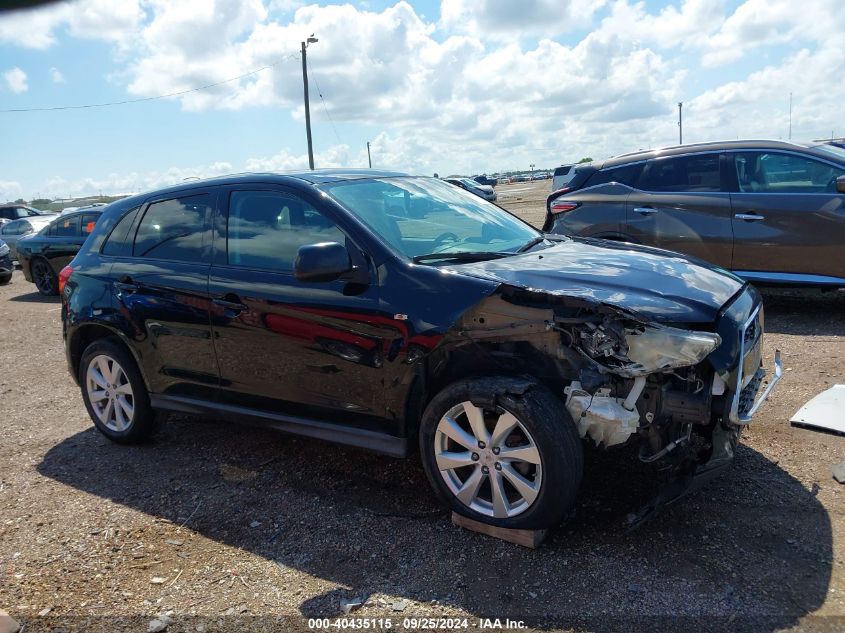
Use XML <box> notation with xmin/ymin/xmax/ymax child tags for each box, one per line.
<box><xmin>58</xmin><ymin>265</ymin><xmax>73</xmax><ymax>294</ymax></box>
<box><xmin>550</xmin><ymin>198</ymin><xmax>580</xmax><ymax>214</ymax></box>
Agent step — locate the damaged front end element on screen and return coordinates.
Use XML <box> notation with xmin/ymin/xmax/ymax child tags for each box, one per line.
<box><xmin>448</xmin><ymin>283</ymin><xmax>781</xmax><ymax>525</ymax></box>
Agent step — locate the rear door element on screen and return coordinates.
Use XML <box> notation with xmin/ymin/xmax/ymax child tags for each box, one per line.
<box><xmin>208</xmin><ymin>185</ymin><xmax>389</xmax><ymax>420</ymax></box>
<box><xmin>107</xmin><ymin>191</ymin><xmax>219</xmax><ymax>400</ymax></box>
<box><xmin>729</xmin><ymin>150</ymin><xmax>845</xmax><ymax>280</ymax></box>
<box><xmin>625</xmin><ymin>152</ymin><xmax>734</xmax><ymax>268</ymax></box>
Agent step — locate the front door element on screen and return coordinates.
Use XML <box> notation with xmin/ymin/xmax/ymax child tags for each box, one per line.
<box><xmin>625</xmin><ymin>153</ymin><xmax>734</xmax><ymax>269</ymax></box>
<box><xmin>208</xmin><ymin>186</ymin><xmax>391</xmax><ymax>420</ymax></box>
<box><xmin>729</xmin><ymin>151</ymin><xmax>845</xmax><ymax>280</ymax></box>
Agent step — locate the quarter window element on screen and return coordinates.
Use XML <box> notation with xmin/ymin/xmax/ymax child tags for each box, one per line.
<box><xmin>641</xmin><ymin>154</ymin><xmax>722</xmax><ymax>192</ymax></box>
<box><xmin>585</xmin><ymin>163</ymin><xmax>644</xmax><ymax>188</ymax></box>
<box><xmin>226</xmin><ymin>191</ymin><xmax>344</xmax><ymax>272</ymax></box>
<box><xmin>134</xmin><ymin>194</ymin><xmax>211</xmax><ymax>261</ymax></box>
<box><xmin>734</xmin><ymin>152</ymin><xmax>844</xmax><ymax>194</ymax></box>
<box><xmin>102</xmin><ymin>207</ymin><xmax>140</xmax><ymax>256</ymax></box>
<box><xmin>81</xmin><ymin>213</ymin><xmax>100</xmax><ymax>235</ymax></box>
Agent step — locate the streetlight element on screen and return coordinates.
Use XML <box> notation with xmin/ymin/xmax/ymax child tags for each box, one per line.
<box><xmin>678</xmin><ymin>102</ymin><xmax>683</xmax><ymax>145</ymax></box>
<box><xmin>301</xmin><ymin>35</ymin><xmax>318</xmax><ymax>170</ymax></box>
<box><xmin>530</xmin><ymin>163</ymin><xmax>535</xmax><ymax>180</ymax></box>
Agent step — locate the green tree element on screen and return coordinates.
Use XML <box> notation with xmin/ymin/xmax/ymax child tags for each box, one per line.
<box><xmin>577</xmin><ymin>157</ymin><xmax>593</xmax><ymax>163</ymax></box>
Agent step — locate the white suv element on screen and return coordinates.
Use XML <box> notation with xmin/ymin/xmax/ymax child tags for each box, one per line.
<box><xmin>551</xmin><ymin>164</ymin><xmax>576</xmax><ymax>191</ymax></box>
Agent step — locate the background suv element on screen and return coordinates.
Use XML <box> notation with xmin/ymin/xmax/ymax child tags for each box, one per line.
<box><xmin>545</xmin><ymin>140</ymin><xmax>845</xmax><ymax>287</ymax></box>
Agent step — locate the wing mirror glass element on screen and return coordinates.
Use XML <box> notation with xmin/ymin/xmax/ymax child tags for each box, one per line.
<box><xmin>294</xmin><ymin>242</ymin><xmax>352</xmax><ymax>282</ymax></box>
<box><xmin>836</xmin><ymin>175</ymin><xmax>845</xmax><ymax>194</ymax></box>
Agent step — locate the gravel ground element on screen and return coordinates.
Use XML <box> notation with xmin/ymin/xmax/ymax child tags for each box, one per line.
<box><xmin>1</xmin><ymin>181</ymin><xmax>844</xmax><ymax>632</ymax></box>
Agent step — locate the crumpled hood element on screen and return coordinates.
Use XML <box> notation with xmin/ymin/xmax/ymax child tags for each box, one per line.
<box><xmin>447</xmin><ymin>238</ymin><xmax>746</xmax><ymax>323</ymax></box>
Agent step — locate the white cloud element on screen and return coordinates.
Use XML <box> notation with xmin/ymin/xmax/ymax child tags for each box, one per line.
<box><xmin>701</xmin><ymin>0</ymin><xmax>841</xmax><ymax>67</ymax></box>
<box><xmin>50</xmin><ymin>67</ymin><xmax>65</xmax><ymax>83</ymax></box>
<box><xmin>6</xmin><ymin>0</ymin><xmax>845</xmax><ymax>197</ymax></box>
<box><xmin>0</xmin><ymin>180</ymin><xmax>24</xmax><ymax>202</ymax></box>
<box><xmin>4</xmin><ymin>67</ymin><xmax>28</xmax><ymax>94</ymax></box>
<box><xmin>0</xmin><ymin>0</ymin><xmax>144</xmax><ymax>49</ymax></box>
<box><xmin>440</xmin><ymin>0</ymin><xmax>606</xmax><ymax>38</ymax></box>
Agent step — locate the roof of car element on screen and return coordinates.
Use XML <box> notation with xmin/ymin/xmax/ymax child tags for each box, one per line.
<box><xmin>601</xmin><ymin>139</ymin><xmax>831</xmax><ymax>168</ymax></box>
<box><xmin>109</xmin><ymin>169</ymin><xmax>413</xmax><ymax>210</ymax></box>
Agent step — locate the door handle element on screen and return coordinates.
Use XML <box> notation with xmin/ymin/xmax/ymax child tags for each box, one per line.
<box><xmin>735</xmin><ymin>213</ymin><xmax>765</xmax><ymax>222</ymax></box>
<box><xmin>213</xmin><ymin>297</ymin><xmax>248</xmax><ymax>313</ymax></box>
<box><xmin>633</xmin><ymin>207</ymin><xmax>658</xmax><ymax>215</ymax></box>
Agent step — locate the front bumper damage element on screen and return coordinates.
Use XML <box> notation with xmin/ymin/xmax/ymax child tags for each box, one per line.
<box><xmin>450</xmin><ymin>283</ymin><xmax>782</xmax><ymax>528</ymax></box>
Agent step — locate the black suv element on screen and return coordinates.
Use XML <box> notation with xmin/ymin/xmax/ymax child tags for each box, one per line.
<box><xmin>544</xmin><ymin>140</ymin><xmax>845</xmax><ymax>287</ymax></box>
<box><xmin>62</xmin><ymin>170</ymin><xmax>780</xmax><ymax>529</ymax></box>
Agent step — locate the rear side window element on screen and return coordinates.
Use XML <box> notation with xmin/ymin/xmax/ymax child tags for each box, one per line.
<box><xmin>102</xmin><ymin>207</ymin><xmax>140</xmax><ymax>256</ymax></box>
<box><xmin>553</xmin><ymin>166</ymin><xmax>572</xmax><ymax>177</ymax></box>
<box><xmin>227</xmin><ymin>190</ymin><xmax>344</xmax><ymax>272</ymax></box>
<box><xmin>49</xmin><ymin>215</ymin><xmax>80</xmax><ymax>237</ymax></box>
<box><xmin>584</xmin><ymin>163</ymin><xmax>644</xmax><ymax>188</ymax></box>
<box><xmin>1</xmin><ymin>220</ymin><xmax>27</xmax><ymax>236</ymax></box>
<box><xmin>640</xmin><ymin>154</ymin><xmax>722</xmax><ymax>192</ymax></box>
<box><xmin>134</xmin><ymin>194</ymin><xmax>211</xmax><ymax>261</ymax></box>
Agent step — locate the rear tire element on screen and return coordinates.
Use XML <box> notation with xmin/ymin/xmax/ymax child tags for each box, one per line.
<box><xmin>31</xmin><ymin>258</ymin><xmax>57</xmax><ymax>296</ymax></box>
<box><xmin>419</xmin><ymin>376</ymin><xmax>583</xmax><ymax>529</ymax></box>
<box><xmin>0</xmin><ymin>274</ymin><xmax>11</xmax><ymax>285</ymax></box>
<box><xmin>79</xmin><ymin>337</ymin><xmax>160</xmax><ymax>444</ymax></box>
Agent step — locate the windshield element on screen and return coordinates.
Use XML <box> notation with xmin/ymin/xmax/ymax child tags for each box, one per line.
<box><xmin>813</xmin><ymin>143</ymin><xmax>845</xmax><ymax>162</ymax></box>
<box><xmin>321</xmin><ymin>177</ymin><xmax>539</xmax><ymax>260</ymax></box>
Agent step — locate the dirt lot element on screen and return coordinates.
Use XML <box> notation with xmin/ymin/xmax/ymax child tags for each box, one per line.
<box><xmin>1</xmin><ymin>181</ymin><xmax>844</xmax><ymax>632</ymax></box>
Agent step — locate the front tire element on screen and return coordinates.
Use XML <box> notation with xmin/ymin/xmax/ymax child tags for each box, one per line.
<box><xmin>79</xmin><ymin>337</ymin><xmax>159</xmax><ymax>443</ymax></box>
<box><xmin>419</xmin><ymin>376</ymin><xmax>583</xmax><ymax>530</ymax></box>
<box><xmin>31</xmin><ymin>258</ymin><xmax>58</xmax><ymax>295</ymax></box>
<box><xmin>0</xmin><ymin>274</ymin><xmax>11</xmax><ymax>285</ymax></box>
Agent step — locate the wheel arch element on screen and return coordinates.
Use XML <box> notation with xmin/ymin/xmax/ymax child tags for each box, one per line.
<box><xmin>69</xmin><ymin>323</ymin><xmax>150</xmax><ymax>391</ymax></box>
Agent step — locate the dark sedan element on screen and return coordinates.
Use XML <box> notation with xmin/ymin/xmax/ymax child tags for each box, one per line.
<box><xmin>17</xmin><ymin>208</ymin><xmax>103</xmax><ymax>295</ymax></box>
<box><xmin>544</xmin><ymin>140</ymin><xmax>845</xmax><ymax>287</ymax></box>
<box><xmin>0</xmin><ymin>239</ymin><xmax>12</xmax><ymax>285</ymax></box>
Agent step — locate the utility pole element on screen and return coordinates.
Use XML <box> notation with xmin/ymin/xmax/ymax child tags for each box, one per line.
<box><xmin>678</xmin><ymin>102</ymin><xmax>683</xmax><ymax>145</ymax></box>
<box><xmin>301</xmin><ymin>36</ymin><xmax>318</xmax><ymax>170</ymax></box>
<box><xmin>788</xmin><ymin>92</ymin><xmax>792</xmax><ymax>140</ymax></box>
<box><xmin>366</xmin><ymin>141</ymin><xmax>372</xmax><ymax>168</ymax></box>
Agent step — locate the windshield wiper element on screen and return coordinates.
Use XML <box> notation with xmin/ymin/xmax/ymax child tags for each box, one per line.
<box><xmin>516</xmin><ymin>236</ymin><xmax>549</xmax><ymax>253</ymax></box>
<box><xmin>412</xmin><ymin>251</ymin><xmax>513</xmax><ymax>263</ymax></box>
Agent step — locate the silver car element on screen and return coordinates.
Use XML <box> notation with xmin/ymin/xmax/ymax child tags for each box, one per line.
<box><xmin>0</xmin><ymin>216</ymin><xmax>54</xmax><ymax>260</ymax></box>
<box><xmin>444</xmin><ymin>177</ymin><xmax>497</xmax><ymax>202</ymax></box>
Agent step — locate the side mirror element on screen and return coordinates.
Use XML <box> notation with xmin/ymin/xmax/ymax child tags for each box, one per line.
<box><xmin>294</xmin><ymin>242</ymin><xmax>352</xmax><ymax>282</ymax></box>
<box><xmin>837</xmin><ymin>175</ymin><xmax>845</xmax><ymax>194</ymax></box>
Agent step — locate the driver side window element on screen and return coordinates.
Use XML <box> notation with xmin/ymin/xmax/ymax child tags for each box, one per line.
<box><xmin>226</xmin><ymin>190</ymin><xmax>345</xmax><ymax>272</ymax></box>
<box><xmin>734</xmin><ymin>152</ymin><xmax>843</xmax><ymax>194</ymax></box>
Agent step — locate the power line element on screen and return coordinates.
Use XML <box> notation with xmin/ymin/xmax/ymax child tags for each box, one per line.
<box><xmin>306</xmin><ymin>55</ymin><xmax>343</xmax><ymax>147</ymax></box>
<box><xmin>0</xmin><ymin>53</ymin><xmax>300</xmax><ymax>113</ymax></box>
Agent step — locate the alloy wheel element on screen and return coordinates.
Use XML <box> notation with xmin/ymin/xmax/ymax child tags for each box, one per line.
<box><xmin>434</xmin><ymin>401</ymin><xmax>543</xmax><ymax>518</ymax></box>
<box><xmin>86</xmin><ymin>354</ymin><xmax>135</xmax><ymax>432</ymax></box>
<box><xmin>33</xmin><ymin>260</ymin><xmax>55</xmax><ymax>295</ymax></box>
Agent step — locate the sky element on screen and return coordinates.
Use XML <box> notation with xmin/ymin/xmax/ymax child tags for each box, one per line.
<box><xmin>0</xmin><ymin>0</ymin><xmax>842</xmax><ymax>201</ymax></box>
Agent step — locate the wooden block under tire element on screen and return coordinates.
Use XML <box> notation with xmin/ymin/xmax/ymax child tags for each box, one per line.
<box><xmin>451</xmin><ymin>512</ymin><xmax>547</xmax><ymax>548</ymax></box>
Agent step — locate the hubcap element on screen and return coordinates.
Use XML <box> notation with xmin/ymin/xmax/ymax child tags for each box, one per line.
<box><xmin>434</xmin><ymin>401</ymin><xmax>542</xmax><ymax>518</ymax></box>
<box><xmin>86</xmin><ymin>355</ymin><xmax>134</xmax><ymax>432</ymax></box>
